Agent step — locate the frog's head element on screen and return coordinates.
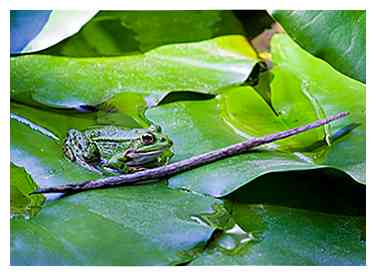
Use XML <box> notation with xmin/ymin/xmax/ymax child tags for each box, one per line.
<box><xmin>122</xmin><ymin>125</ymin><xmax>173</xmax><ymax>166</ymax></box>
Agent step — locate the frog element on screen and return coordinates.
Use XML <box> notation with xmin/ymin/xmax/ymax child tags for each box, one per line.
<box><xmin>63</xmin><ymin>124</ymin><xmax>173</xmax><ymax>175</ymax></box>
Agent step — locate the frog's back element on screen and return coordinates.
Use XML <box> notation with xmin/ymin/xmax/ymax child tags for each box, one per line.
<box><xmin>85</xmin><ymin>126</ymin><xmax>146</xmax><ymax>140</ymax></box>
<box><xmin>83</xmin><ymin>126</ymin><xmax>147</xmax><ymax>159</ymax></box>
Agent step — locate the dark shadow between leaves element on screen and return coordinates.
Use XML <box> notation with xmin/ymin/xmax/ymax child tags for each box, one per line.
<box><xmin>157</xmin><ymin>91</ymin><xmax>215</xmax><ymax>106</ymax></box>
<box><xmin>234</xmin><ymin>11</ymin><xmax>275</xmax><ymax>39</ymax></box>
<box><xmin>225</xmin><ymin>168</ymin><xmax>365</xmax><ymax>217</ymax></box>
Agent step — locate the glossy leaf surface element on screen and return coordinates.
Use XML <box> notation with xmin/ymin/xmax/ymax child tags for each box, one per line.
<box><xmin>190</xmin><ymin>171</ymin><xmax>365</xmax><ymax>265</ymax></box>
<box><xmin>11</xmin><ymin>36</ymin><xmax>258</xmax><ymax>108</ymax></box>
<box><xmin>272</xmin><ymin>10</ymin><xmax>365</xmax><ymax>83</ymax></box>
<box><xmin>146</xmin><ymin>34</ymin><xmax>365</xmax><ymax>197</ymax></box>
<box><xmin>11</xmin><ymin>183</ymin><xmax>220</xmax><ymax>265</ymax></box>
<box><xmin>10</xmin><ymin>103</ymin><xmax>222</xmax><ymax>265</ymax></box>
<box><xmin>45</xmin><ymin>11</ymin><xmax>246</xmax><ymax>56</ymax></box>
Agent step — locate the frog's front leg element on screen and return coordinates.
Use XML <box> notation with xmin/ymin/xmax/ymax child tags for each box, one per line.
<box><xmin>100</xmin><ymin>153</ymin><xmax>131</xmax><ymax>175</ymax></box>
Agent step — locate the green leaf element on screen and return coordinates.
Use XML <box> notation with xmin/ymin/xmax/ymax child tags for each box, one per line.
<box><xmin>45</xmin><ymin>11</ymin><xmax>246</xmax><ymax>56</ymax></box>
<box><xmin>272</xmin><ymin>10</ymin><xmax>365</xmax><ymax>83</ymax></box>
<box><xmin>191</xmin><ymin>204</ymin><xmax>365</xmax><ymax>265</ymax></box>
<box><xmin>271</xmin><ymin>34</ymin><xmax>365</xmax><ymax>182</ymax></box>
<box><xmin>190</xmin><ymin>171</ymin><xmax>365</xmax><ymax>265</ymax></box>
<box><xmin>10</xmin><ymin>94</ymin><xmax>154</xmax><ymax>188</ymax></box>
<box><xmin>146</xmin><ymin>86</ymin><xmax>316</xmax><ymax>197</ymax></box>
<box><xmin>10</xmin><ymin>102</ymin><xmax>226</xmax><ymax>265</ymax></box>
<box><xmin>11</xmin><ymin>103</ymin><xmax>100</xmax><ymax>188</ymax></box>
<box><xmin>119</xmin><ymin>11</ymin><xmax>246</xmax><ymax>52</ymax></box>
<box><xmin>146</xmin><ymin>34</ymin><xmax>365</xmax><ymax>197</ymax></box>
<box><xmin>11</xmin><ymin>164</ymin><xmax>45</xmax><ymax>218</ymax></box>
<box><xmin>11</xmin><ymin>35</ymin><xmax>259</xmax><ymax>108</ymax></box>
<box><xmin>11</xmin><ymin>183</ymin><xmax>221</xmax><ymax>265</ymax></box>
<box><xmin>97</xmin><ymin>93</ymin><xmax>149</xmax><ymax>127</ymax></box>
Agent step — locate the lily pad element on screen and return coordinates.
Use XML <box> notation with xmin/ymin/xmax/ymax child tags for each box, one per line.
<box><xmin>146</xmin><ymin>34</ymin><xmax>365</xmax><ymax>197</ymax></box>
<box><xmin>11</xmin><ymin>183</ymin><xmax>221</xmax><ymax>265</ymax></box>
<box><xmin>45</xmin><ymin>11</ymin><xmax>246</xmax><ymax>56</ymax></box>
<box><xmin>10</xmin><ymin>102</ymin><xmax>225</xmax><ymax>265</ymax></box>
<box><xmin>271</xmin><ymin>34</ymin><xmax>365</xmax><ymax>182</ymax></box>
<box><xmin>190</xmin><ymin>171</ymin><xmax>365</xmax><ymax>265</ymax></box>
<box><xmin>119</xmin><ymin>11</ymin><xmax>245</xmax><ymax>52</ymax></box>
<box><xmin>11</xmin><ymin>103</ymin><xmax>100</xmax><ymax>188</ymax></box>
<box><xmin>11</xmin><ymin>35</ymin><xmax>258</xmax><ymax>108</ymax></box>
<box><xmin>191</xmin><ymin>203</ymin><xmax>365</xmax><ymax>265</ymax></box>
<box><xmin>272</xmin><ymin>10</ymin><xmax>365</xmax><ymax>83</ymax></box>
<box><xmin>146</xmin><ymin>87</ymin><xmax>317</xmax><ymax>197</ymax></box>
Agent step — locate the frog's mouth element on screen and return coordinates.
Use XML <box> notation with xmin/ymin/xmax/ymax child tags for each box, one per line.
<box><xmin>125</xmin><ymin>147</ymin><xmax>170</xmax><ymax>166</ymax></box>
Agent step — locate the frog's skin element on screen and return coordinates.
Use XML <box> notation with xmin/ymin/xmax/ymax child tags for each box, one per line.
<box><xmin>63</xmin><ymin>125</ymin><xmax>173</xmax><ymax>174</ymax></box>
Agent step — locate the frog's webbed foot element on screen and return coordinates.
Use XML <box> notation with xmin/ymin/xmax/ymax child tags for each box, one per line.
<box><xmin>100</xmin><ymin>163</ymin><xmax>145</xmax><ymax>175</ymax></box>
<box><xmin>99</xmin><ymin>160</ymin><xmax>130</xmax><ymax>175</ymax></box>
<box><xmin>127</xmin><ymin>166</ymin><xmax>145</xmax><ymax>173</ymax></box>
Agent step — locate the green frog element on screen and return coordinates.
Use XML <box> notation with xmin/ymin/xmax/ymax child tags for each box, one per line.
<box><xmin>63</xmin><ymin>125</ymin><xmax>173</xmax><ymax>174</ymax></box>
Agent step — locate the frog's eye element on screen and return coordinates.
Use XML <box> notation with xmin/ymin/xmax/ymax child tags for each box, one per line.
<box><xmin>141</xmin><ymin>133</ymin><xmax>155</xmax><ymax>145</ymax></box>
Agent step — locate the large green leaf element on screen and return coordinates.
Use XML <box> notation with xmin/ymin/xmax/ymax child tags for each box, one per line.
<box><xmin>10</xmin><ymin>101</ymin><xmax>225</xmax><ymax>265</ymax></box>
<box><xmin>11</xmin><ymin>35</ymin><xmax>258</xmax><ymax>108</ymax></box>
<box><xmin>146</xmin><ymin>34</ymin><xmax>365</xmax><ymax>197</ymax></box>
<box><xmin>190</xmin><ymin>171</ymin><xmax>365</xmax><ymax>265</ymax></box>
<box><xmin>271</xmin><ymin>34</ymin><xmax>365</xmax><ymax>182</ymax></box>
<box><xmin>192</xmin><ymin>203</ymin><xmax>365</xmax><ymax>265</ymax></box>
<box><xmin>10</xmin><ymin>93</ymin><xmax>155</xmax><ymax>188</ymax></box>
<box><xmin>11</xmin><ymin>183</ymin><xmax>221</xmax><ymax>265</ymax></box>
<box><xmin>118</xmin><ymin>11</ymin><xmax>245</xmax><ymax>52</ymax></box>
<box><xmin>272</xmin><ymin>10</ymin><xmax>365</xmax><ymax>83</ymax></box>
<box><xmin>11</xmin><ymin>103</ymin><xmax>100</xmax><ymax>188</ymax></box>
<box><xmin>45</xmin><ymin>11</ymin><xmax>245</xmax><ymax>56</ymax></box>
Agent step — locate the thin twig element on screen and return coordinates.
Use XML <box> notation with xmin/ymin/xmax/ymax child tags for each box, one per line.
<box><xmin>31</xmin><ymin>111</ymin><xmax>349</xmax><ymax>195</ymax></box>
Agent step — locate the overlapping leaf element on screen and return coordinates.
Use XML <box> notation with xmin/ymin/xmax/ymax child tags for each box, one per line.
<box><xmin>271</xmin><ymin>34</ymin><xmax>365</xmax><ymax>182</ymax></box>
<box><xmin>10</xmin><ymin>33</ymin><xmax>258</xmax><ymax>265</ymax></box>
<box><xmin>190</xmin><ymin>171</ymin><xmax>365</xmax><ymax>265</ymax></box>
<box><xmin>272</xmin><ymin>10</ymin><xmax>365</xmax><ymax>83</ymax></box>
<box><xmin>146</xmin><ymin>34</ymin><xmax>365</xmax><ymax>197</ymax></box>
<box><xmin>11</xmin><ymin>183</ymin><xmax>220</xmax><ymax>265</ymax></box>
<box><xmin>45</xmin><ymin>11</ymin><xmax>246</xmax><ymax>56</ymax></box>
<box><xmin>11</xmin><ymin>35</ymin><xmax>258</xmax><ymax>108</ymax></box>
<box><xmin>10</xmin><ymin>102</ymin><xmax>225</xmax><ymax>265</ymax></box>
<box><xmin>11</xmin><ymin>103</ymin><xmax>99</xmax><ymax>188</ymax></box>
<box><xmin>191</xmin><ymin>204</ymin><xmax>365</xmax><ymax>265</ymax></box>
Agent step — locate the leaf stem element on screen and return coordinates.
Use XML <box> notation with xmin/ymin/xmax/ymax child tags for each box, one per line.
<box><xmin>31</xmin><ymin>111</ymin><xmax>349</xmax><ymax>195</ymax></box>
